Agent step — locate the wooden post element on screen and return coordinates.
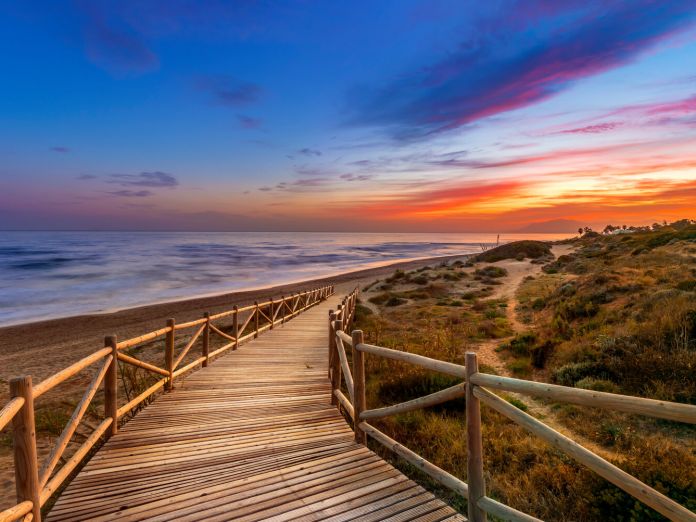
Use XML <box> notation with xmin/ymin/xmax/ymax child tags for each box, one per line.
<box><xmin>352</xmin><ymin>330</ymin><xmax>366</xmax><ymax>445</ymax></box>
<box><xmin>281</xmin><ymin>296</ymin><xmax>286</xmax><ymax>324</ymax></box>
<box><xmin>254</xmin><ymin>302</ymin><xmax>259</xmax><ymax>338</ymax></box>
<box><xmin>202</xmin><ymin>313</ymin><xmax>210</xmax><ymax>367</ymax></box>
<box><xmin>269</xmin><ymin>299</ymin><xmax>274</xmax><ymax>330</ymax></box>
<box><xmin>233</xmin><ymin>305</ymin><xmax>239</xmax><ymax>350</ymax></box>
<box><xmin>330</xmin><ymin>314</ymin><xmax>341</xmax><ymax>406</ymax></box>
<box><xmin>466</xmin><ymin>352</ymin><xmax>487</xmax><ymax>522</ymax></box>
<box><xmin>10</xmin><ymin>376</ymin><xmax>42</xmax><ymax>522</ymax></box>
<box><xmin>104</xmin><ymin>336</ymin><xmax>118</xmax><ymax>437</ymax></box>
<box><xmin>328</xmin><ymin>310</ymin><xmax>335</xmax><ymax>381</ymax></box>
<box><xmin>165</xmin><ymin>318</ymin><xmax>175</xmax><ymax>391</ymax></box>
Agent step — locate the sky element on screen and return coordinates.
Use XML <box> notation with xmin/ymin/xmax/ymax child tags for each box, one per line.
<box><xmin>1</xmin><ymin>0</ymin><xmax>695</xmax><ymax>232</ymax></box>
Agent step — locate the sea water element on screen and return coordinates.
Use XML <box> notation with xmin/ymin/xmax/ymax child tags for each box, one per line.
<box><xmin>0</xmin><ymin>231</ymin><xmax>568</xmax><ymax>326</ymax></box>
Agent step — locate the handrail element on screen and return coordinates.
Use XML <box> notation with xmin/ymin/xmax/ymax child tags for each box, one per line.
<box><xmin>33</xmin><ymin>348</ymin><xmax>112</xmax><ymax>398</ymax></box>
<box><xmin>328</xmin><ymin>287</ymin><xmax>360</xmax><ymax>416</ymax></box>
<box><xmin>473</xmin><ymin>385</ymin><xmax>696</xmax><ymax>522</ymax></box>
<box><xmin>360</xmin><ymin>382</ymin><xmax>466</xmax><ymax>420</ymax></box>
<box><xmin>327</xmin><ymin>288</ymin><xmax>696</xmax><ymax>521</ymax></box>
<box><xmin>357</xmin><ymin>343</ymin><xmax>467</xmax><ymax>378</ymax></box>
<box><xmin>0</xmin><ymin>283</ymin><xmax>334</xmax><ymax>522</ymax></box>
<box><xmin>470</xmin><ymin>373</ymin><xmax>696</xmax><ymax>424</ymax></box>
<box><xmin>0</xmin><ymin>397</ymin><xmax>25</xmax><ymax>432</ymax></box>
<box><xmin>334</xmin><ymin>331</ymin><xmax>355</xmax><ymax>402</ymax></box>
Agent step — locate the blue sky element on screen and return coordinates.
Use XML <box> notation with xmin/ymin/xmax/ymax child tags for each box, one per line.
<box><xmin>1</xmin><ymin>1</ymin><xmax>695</xmax><ymax>231</ymax></box>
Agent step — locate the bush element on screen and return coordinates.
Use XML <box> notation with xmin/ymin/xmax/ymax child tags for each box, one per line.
<box><xmin>386</xmin><ymin>269</ymin><xmax>407</xmax><ymax>283</ymax></box>
<box><xmin>552</xmin><ymin>361</ymin><xmax>613</xmax><ymax>386</ymax></box>
<box><xmin>474</xmin><ymin>240</ymin><xmax>552</xmax><ymax>262</ymax></box>
<box><xmin>530</xmin><ymin>341</ymin><xmax>555</xmax><ymax>369</ymax></box>
<box><xmin>368</xmin><ymin>293</ymin><xmax>390</xmax><ymax>305</ymax></box>
<box><xmin>575</xmin><ymin>378</ymin><xmax>619</xmax><ymax>393</ymax></box>
<box><xmin>586</xmin><ymin>439</ymin><xmax>696</xmax><ymax>519</ymax></box>
<box><xmin>676</xmin><ymin>280</ymin><xmax>696</xmax><ymax>292</ymax></box>
<box><xmin>505</xmin><ymin>396</ymin><xmax>529</xmax><ymax>411</ymax></box>
<box><xmin>507</xmin><ymin>333</ymin><xmax>537</xmax><ymax>356</ymax></box>
<box><xmin>474</xmin><ymin>266</ymin><xmax>508</xmax><ymax>278</ymax></box>
<box><xmin>386</xmin><ymin>296</ymin><xmax>407</xmax><ymax>307</ymax></box>
<box><xmin>354</xmin><ymin>303</ymin><xmax>373</xmax><ymax>321</ymax></box>
<box><xmin>412</xmin><ymin>275</ymin><xmax>429</xmax><ymax>285</ymax></box>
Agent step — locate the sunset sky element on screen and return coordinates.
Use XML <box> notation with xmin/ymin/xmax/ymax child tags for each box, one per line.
<box><xmin>1</xmin><ymin>1</ymin><xmax>695</xmax><ymax>232</ymax></box>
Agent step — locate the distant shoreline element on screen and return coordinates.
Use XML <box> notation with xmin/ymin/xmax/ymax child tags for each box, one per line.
<box><xmin>0</xmin><ymin>253</ymin><xmax>470</xmax><ymax>383</ymax></box>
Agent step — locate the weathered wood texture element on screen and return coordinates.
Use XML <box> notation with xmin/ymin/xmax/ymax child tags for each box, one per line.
<box><xmin>48</xmin><ymin>297</ymin><xmax>465</xmax><ymax>521</ymax></box>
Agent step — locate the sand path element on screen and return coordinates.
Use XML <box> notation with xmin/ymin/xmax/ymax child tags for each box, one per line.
<box><xmin>470</xmin><ymin>246</ymin><xmax>620</xmax><ymax>459</ymax></box>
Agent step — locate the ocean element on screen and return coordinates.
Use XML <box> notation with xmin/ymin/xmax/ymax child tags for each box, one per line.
<box><xmin>0</xmin><ymin>231</ymin><xmax>569</xmax><ymax>326</ymax></box>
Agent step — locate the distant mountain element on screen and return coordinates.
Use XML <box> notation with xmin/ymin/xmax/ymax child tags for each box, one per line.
<box><xmin>514</xmin><ymin>219</ymin><xmax>585</xmax><ymax>233</ymax></box>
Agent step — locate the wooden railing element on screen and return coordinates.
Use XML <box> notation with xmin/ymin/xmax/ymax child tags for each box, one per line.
<box><xmin>329</xmin><ymin>292</ymin><xmax>696</xmax><ymax>522</ymax></box>
<box><xmin>0</xmin><ymin>285</ymin><xmax>334</xmax><ymax>522</ymax></box>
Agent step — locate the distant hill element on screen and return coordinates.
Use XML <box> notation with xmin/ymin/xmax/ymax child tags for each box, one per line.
<box><xmin>515</xmin><ymin>219</ymin><xmax>584</xmax><ymax>233</ymax></box>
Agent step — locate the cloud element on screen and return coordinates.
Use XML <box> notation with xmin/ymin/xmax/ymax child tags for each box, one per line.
<box><xmin>107</xmin><ymin>171</ymin><xmax>179</xmax><ymax>188</ymax></box>
<box><xmin>294</xmin><ymin>166</ymin><xmax>334</xmax><ymax>177</ymax></box>
<box><xmin>237</xmin><ymin>114</ymin><xmax>263</xmax><ymax>129</ymax></box>
<box><xmin>78</xmin><ymin>4</ymin><xmax>158</xmax><ymax>73</ymax></box>
<box><xmin>196</xmin><ymin>75</ymin><xmax>263</xmax><ymax>106</ymax></box>
<box><xmin>261</xmin><ymin>177</ymin><xmax>333</xmax><ymax>193</ymax></box>
<box><xmin>559</xmin><ymin>122</ymin><xmax>622</xmax><ymax>134</ymax></box>
<box><xmin>297</xmin><ymin>148</ymin><xmax>322</xmax><ymax>157</ymax></box>
<box><xmin>340</xmin><ymin>173</ymin><xmax>373</xmax><ymax>182</ymax></box>
<box><xmin>349</xmin><ymin>1</ymin><xmax>696</xmax><ymax>139</ymax></box>
<box><xmin>106</xmin><ymin>189</ymin><xmax>154</xmax><ymax>198</ymax></box>
<box><xmin>51</xmin><ymin>146</ymin><xmax>70</xmax><ymax>153</ymax></box>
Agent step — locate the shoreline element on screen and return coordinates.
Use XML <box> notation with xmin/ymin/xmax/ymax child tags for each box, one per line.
<box><xmin>0</xmin><ymin>253</ymin><xmax>469</xmax><ymax>383</ymax></box>
<box><xmin>0</xmin><ymin>253</ymin><xmax>469</xmax><ymax>329</ymax></box>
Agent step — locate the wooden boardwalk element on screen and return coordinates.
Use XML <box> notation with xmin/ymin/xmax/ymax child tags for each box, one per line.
<box><xmin>48</xmin><ymin>297</ymin><xmax>465</xmax><ymax>521</ymax></box>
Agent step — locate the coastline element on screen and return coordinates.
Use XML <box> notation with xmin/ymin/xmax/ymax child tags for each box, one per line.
<box><xmin>0</xmin><ymin>253</ymin><xmax>469</xmax><ymax>384</ymax></box>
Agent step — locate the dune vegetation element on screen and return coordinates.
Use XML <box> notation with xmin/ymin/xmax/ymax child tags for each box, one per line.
<box><xmin>352</xmin><ymin>222</ymin><xmax>696</xmax><ymax>521</ymax></box>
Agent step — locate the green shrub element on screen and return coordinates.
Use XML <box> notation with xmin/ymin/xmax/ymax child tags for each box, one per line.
<box><xmin>473</xmin><ymin>240</ymin><xmax>551</xmax><ymax>262</ymax></box>
<box><xmin>475</xmin><ymin>266</ymin><xmax>508</xmax><ymax>278</ymax></box>
<box><xmin>508</xmin><ymin>358</ymin><xmax>532</xmax><ymax>376</ymax></box>
<box><xmin>507</xmin><ymin>333</ymin><xmax>537</xmax><ymax>356</ymax></box>
<box><xmin>386</xmin><ymin>296</ymin><xmax>407</xmax><ymax>307</ymax></box>
<box><xmin>368</xmin><ymin>293</ymin><xmax>391</xmax><ymax>305</ymax></box>
<box><xmin>505</xmin><ymin>396</ymin><xmax>529</xmax><ymax>411</ymax></box>
<box><xmin>354</xmin><ymin>303</ymin><xmax>373</xmax><ymax>321</ymax></box>
<box><xmin>676</xmin><ymin>280</ymin><xmax>696</xmax><ymax>292</ymax></box>
<box><xmin>552</xmin><ymin>361</ymin><xmax>613</xmax><ymax>386</ymax></box>
<box><xmin>575</xmin><ymin>377</ymin><xmax>619</xmax><ymax>393</ymax></box>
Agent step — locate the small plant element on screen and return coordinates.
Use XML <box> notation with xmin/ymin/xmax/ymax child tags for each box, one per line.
<box><xmin>504</xmin><ymin>395</ymin><xmax>529</xmax><ymax>412</ymax></box>
<box><xmin>368</xmin><ymin>293</ymin><xmax>391</xmax><ymax>305</ymax></box>
<box><xmin>386</xmin><ymin>296</ymin><xmax>407</xmax><ymax>306</ymax></box>
<box><xmin>508</xmin><ymin>357</ymin><xmax>532</xmax><ymax>376</ymax></box>
<box><xmin>475</xmin><ymin>265</ymin><xmax>508</xmax><ymax>278</ymax></box>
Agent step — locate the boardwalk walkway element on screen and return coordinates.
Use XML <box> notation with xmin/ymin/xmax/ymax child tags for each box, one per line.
<box><xmin>49</xmin><ymin>297</ymin><xmax>465</xmax><ymax>521</ymax></box>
